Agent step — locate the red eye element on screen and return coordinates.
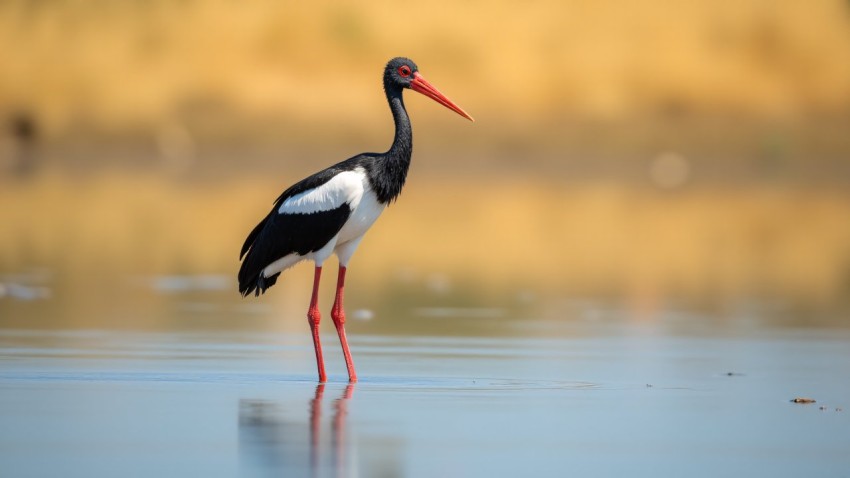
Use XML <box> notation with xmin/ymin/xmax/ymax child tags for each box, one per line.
<box><xmin>398</xmin><ymin>65</ymin><xmax>411</xmax><ymax>78</ymax></box>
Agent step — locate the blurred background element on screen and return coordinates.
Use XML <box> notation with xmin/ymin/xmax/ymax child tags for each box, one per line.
<box><xmin>1</xmin><ymin>0</ymin><xmax>850</xmax><ymax>333</ymax></box>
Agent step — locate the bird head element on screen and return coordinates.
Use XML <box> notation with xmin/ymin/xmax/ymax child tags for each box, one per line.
<box><xmin>384</xmin><ymin>57</ymin><xmax>474</xmax><ymax>122</ymax></box>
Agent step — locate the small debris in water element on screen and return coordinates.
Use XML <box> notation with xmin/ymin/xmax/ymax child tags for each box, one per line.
<box><xmin>836</xmin><ymin>408</ymin><xmax>843</xmax><ymax>412</ymax></box>
<box><xmin>819</xmin><ymin>406</ymin><xmax>828</xmax><ymax>411</ymax></box>
<box><xmin>790</xmin><ymin>397</ymin><xmax>816</xmax><ymax>404</ymax></box>
<box><xmin>646</xmin><ymin>384</ymin><xmax>653</xmax><ymax>388</ymax></box>
<box><xmin>726</xmin><ymin>372</ymin><xmax>744</xmax><ymax>376</ymax></box>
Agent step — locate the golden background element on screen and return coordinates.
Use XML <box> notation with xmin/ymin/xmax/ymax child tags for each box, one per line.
<box><xmin>1</xmin><ymin>0</ymin><xmax>849</xmax><ymax>330</ymax></box>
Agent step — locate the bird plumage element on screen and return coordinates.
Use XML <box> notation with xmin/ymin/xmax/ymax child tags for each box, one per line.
<box><xmin>239</xmin><ymin>159</ymin><xmax>368</xmax><ymax>296</ymax></box>
<box><xmin>237</xmin><ymin>150</ymin><xmax>412</xmax><ymax>297</ymax></box>
<box><xmin>239</xmin><ymin>60</ymin><xmax>422</xmax><ymax>297</ymax></box>
<box><xmin>237</xmin><ymin>57</ymin><xmax>472</xmax><ymax>382</ymax></box>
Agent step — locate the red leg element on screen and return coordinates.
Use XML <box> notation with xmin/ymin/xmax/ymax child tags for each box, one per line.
<box><xmin>331</xmin><ymin>266</ymin><xmax>358</xmax><ymax>383</ymax></box>
<box><xmin>308</xmin><ymin>266</ymin><xmax>327</xmax><ymax>383</ymax></box>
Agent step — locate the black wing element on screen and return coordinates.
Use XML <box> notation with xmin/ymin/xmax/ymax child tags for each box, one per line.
<box><xmin>238</xmin><ymin>165</ymin><xmax>359</xmax><ymax>297</ymax></box>
<box><xmin>238</xmin><ymin>206</ymin><xmax>351</xmax><ymax>296</ymax></box>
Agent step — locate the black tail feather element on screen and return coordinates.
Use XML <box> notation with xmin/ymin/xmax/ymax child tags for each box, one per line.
<box><xmin>256</xmin><ymin>273</ymin><xmax>279</xmax><ymax>295</ymax></box>
<box><xmin>240</xmin><ymin>216</ymin><xmax>268</xmax><ymax>260</ymax></box>
<box><xmin>239</xmin><ymin>213</ymin><xmax>276</xmax><ymax>296</ymax></box>
<box><xmin>239</xmin><ymin>269</ymin><xmax>280</xmax><ymax>297</ymax></box>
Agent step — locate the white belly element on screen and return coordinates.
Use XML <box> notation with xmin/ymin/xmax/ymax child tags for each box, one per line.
<box><xmin>337</xmin><ymin>187</ymin><xmax>385</xmax><ymax>244</ymax></box>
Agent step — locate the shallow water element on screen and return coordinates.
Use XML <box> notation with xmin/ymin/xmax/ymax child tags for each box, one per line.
<box><xmin>2</xmin><ymin>174</ymin><xmax>850</xmax><ymax>474</ymax></box>
<box><xmin>1</xmin><ymin>323</ymin><xmax>849</xmax><ymax>478</ymax></box>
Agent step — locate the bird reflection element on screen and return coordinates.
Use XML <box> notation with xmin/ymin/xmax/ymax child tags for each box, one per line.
<box><xmin>239</xmin><ymin>384</ymin><xmax>355</xmax><ymax>477</ymax></box>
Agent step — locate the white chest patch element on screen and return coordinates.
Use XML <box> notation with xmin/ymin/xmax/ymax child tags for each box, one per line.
<box><xmin>336</xmin><ymin>185</ymin><xmax>385</xmax><ymax>244</ymax></box>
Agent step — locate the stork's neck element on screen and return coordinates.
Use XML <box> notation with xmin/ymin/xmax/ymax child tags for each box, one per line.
<box><xmin>387</xmin><ymin>91</ymin><xmax>412</xmax><ymax>161</ymax></box>
<box><xmin>370</xmin><ymin>88</ymin><xmax>412</xmax><ymax>204</ymax></box>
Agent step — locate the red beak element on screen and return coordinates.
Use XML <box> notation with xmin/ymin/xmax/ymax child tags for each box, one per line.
<box><xmin>410</xmin><ymin>72</ymin><xmax>474</xmax><ymax>122</ymax></box>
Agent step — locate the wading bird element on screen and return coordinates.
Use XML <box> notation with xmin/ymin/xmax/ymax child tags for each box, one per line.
<box><xmin>238</xmin><ymin>58</ymin><xmax>473</xmax><ymax>383</ymax></box>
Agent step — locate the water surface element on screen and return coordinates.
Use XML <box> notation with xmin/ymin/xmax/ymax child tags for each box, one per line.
<box><xmin>2</xmin><ymin>177</ymin><xmax>850</xmax><ymax>477</ymax></box>
<box><xmin>1</xmin><ymin>323</ymin><xmax>848</xmax><ymax>477</ymax></box>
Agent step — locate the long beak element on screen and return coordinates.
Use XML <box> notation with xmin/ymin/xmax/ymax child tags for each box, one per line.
<box><xmin>410</xmin><ymin>72</ymin><xmax>474</xmax><ymax>122</ymax></box>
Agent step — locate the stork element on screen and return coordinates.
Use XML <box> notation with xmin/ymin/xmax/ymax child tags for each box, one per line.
<box><xmin>238</xmin><ymin>57</ymin><xmax>473</xmax><ymax>382</ymax></box>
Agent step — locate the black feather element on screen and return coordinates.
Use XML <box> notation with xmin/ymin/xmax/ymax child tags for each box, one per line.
<box><xmin>240</xmin><ymin>167</ymin><xmax>346</xmax><ymax>261</ymax></box>
<box><xmin>240</xmin><ymin>218</ymin><xmax>267</xmax><ymax>260</ymax></box>
<box><xmin>239</xmin><ymin>57</ymin><xmax>419</xmax><ymax>297</ymax></box>
<box><xmin>239</xmin><ymin>203</ymin><xmax>352</xmax><ymax>296</ymax></box>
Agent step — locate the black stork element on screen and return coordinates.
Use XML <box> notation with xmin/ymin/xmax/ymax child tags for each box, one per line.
<box><xmin>238</xmin><ymin>57</ymin><xmax>473</xmax><ymax>383</ymax></box>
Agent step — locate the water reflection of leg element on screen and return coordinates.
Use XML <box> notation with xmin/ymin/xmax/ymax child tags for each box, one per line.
<box><xmin>331</xmin><ymin>384</ymin><xmax>355</xmax><ymax>478</ymax></box>
<box><xmin>239</xmin><ymin>385</ymin><xmax>365</xmax><ymax>477</ymax></box>
<box><xmin>310</xmin><ymin>383</ymin><xmax>326</xmax><ymax>477</ymax></box>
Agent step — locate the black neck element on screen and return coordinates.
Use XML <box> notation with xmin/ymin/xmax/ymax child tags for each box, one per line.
<box><xmin>369</xmin><ymin>86</ymin><xmax>413</xmax><ymax>204</ymax></box>
<box><xmin>387</xmin><ymin>89</ymin><xmax>412</xmax><ymax>160</ymax></box>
